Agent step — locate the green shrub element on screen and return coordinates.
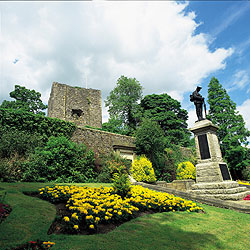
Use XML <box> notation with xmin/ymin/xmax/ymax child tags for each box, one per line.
<box><xmin>0</xmin><ymin>156</ymin><xmax>25</xmax><ymax>182</ymax></box>
<box><xmin>242</xmin><ymin>165</ymin><xmax>250</xmax><ymax>181</ymax></box>
<box><xmin>97</xmin><ymin>152</ymin><xmax>131</xmax><ymax>183</ymax></box>
<box><xmin>112</xmin><ymin>170</ymin><xmax>131</xmax><ymax>198</ymax></box>
<box><xmin>0</xmin><ymin>108</ymin><xmax>76</xmax><ymax>141</ymax></box>
<box><xmin>176</xmin><ymin>161</ymin><xmax>196</xmax><ymax>180</ymax></box>
<box><xmin>130</xmin><ymin>155</ymin><xmax>156</xmax><ymax>183</ymax></box>
<box><xmin>21</xmin><ymin>136</ymin><xmax>97</xmax><ymax>182</ymax></box>
<box><xmin>135</xmin><ymin>119</ymin><xmax>165</xmax><ymax>179</ymax></box>
<box><xmin>0</xmin><ymin>128</ymin><xmax>43</xmax><ymax>158</ymax></box>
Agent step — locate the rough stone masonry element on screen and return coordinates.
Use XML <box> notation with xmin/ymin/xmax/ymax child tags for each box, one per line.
<box><xmin>48</xmin><ymin>82</ymin><xmax>102</xmax><ymax>128</ymax></box>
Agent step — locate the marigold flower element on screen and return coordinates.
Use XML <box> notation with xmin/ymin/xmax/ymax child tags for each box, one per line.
<box><xmin>73</xmin><ymin>225</ymin><xmax>79</xmax><ymax>230</ymax></box>
<box><xmin>63</xmin><ymin>216</ymin><xmax>70</xmax><ymax>222</ymax></box>
<box><xmin>95</xmin><ymin>217</ymin><xmax>100</xmax><ymax>222</ymax></box>
<box><xmin>89</xmin><ymin>224</ymin><xmax>94</xmax><ymax>229</ymax></box>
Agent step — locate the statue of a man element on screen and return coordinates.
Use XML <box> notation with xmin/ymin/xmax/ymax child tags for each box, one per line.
<box><xmin>190</xmin><ymin>86</ymin><xmax>205</xmax><ymax>121</ymax></box>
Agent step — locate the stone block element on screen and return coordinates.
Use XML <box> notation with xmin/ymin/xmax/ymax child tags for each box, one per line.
<box><xmin>191</xmin><ymin>181</ymin><xmax>239</xmax><ymax>190</ymax></box>
<box><xmin>48</xmin><ymin>82</ymin><xmax>102</xmax><ymax>128</ymax></box>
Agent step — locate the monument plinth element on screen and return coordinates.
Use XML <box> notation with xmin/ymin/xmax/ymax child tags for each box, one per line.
<box><xmin>190</xmin><ymin>119</ymin><xmax>232</xmax><ymax>183</ymax></box>
<box><xmin>189</xmin><ymin>119</ymin><xmax>250</xmax><ymax>200</ymax></box>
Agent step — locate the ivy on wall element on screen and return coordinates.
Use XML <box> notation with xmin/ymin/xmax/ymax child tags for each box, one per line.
<box><xmin>0</xmin><ymin>108</ymin><xmax>76</xmax><ymax>140</ymax></box>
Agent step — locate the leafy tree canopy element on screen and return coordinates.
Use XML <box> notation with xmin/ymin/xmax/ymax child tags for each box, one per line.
<box><xmin>207</xmin><ymin>77</ymin><xmax>250</xmax><ymax>151</ymax></box>
<box><xmin>207</xmin><ymin>77</ymin><xmax>250</xmax><ymax>179</ymax></box>
<box><xmin>135</xmin><ymin>118</ymin><xmax>166</xmax><ymax>178</ymax></box>
<box><xmin>140</xmin><ymin>93</ymin><xmax>191</xmax><ymax>146</ymax></box>
<box><xmin>102</xmin><ymin>116</ymin><xmax>130</xmax><ymax>135</ymax></box>
<box><xmin>105</xmin><ymin>76</ymin><xmax>143</xmax><ymax>135</ymax></box>
<box><xmin>0</xmin><ymin>85</ymin><xmax>48</xmax><ymax>115</ymax></box>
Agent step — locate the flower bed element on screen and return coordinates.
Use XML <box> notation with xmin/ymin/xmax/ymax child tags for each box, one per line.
<box><xmin>238</xmin><ymin>180</ymin><xmax>250</xmax><ymax>186</ymax></box>
<box><xmin>9</xmin><ymin>240</ymin><xmax>55</xmax><ymax>250</ymax></box>
<box><xmin>0</xmin><ymin>203</ymin><xmax>12</xmax><ymax>224</ymax></box>
<box><xmin>39</xmin><ymin>185</ymin><xmax>203</xmax><ymax>234</ymax></box>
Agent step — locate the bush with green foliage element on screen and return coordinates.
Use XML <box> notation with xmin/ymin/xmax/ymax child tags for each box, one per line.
<box><xmin>0</xmin><ymin>156</ymin><xmax>25</xmax><ymax>182</ymax></box>
<box><xmin>102</xmin><ymin>117</ymin><xmax>130</xmax><ymax>135</ymax></box>
<box><xmin>140</xmin><ymin>93</ymin><xmax>191</xmax><ymax>147</ymax></box>
<box><xmin>135</xmin><ymin>119</ymin><xmax>165</xmax><ymax>179</ymax></box>
<box><xmin>163</xmin><ymin>146</ymin><xmax>197</xmax><ymax>182</ymax></box>
<box><xmin>0</xmin><ymin>127</ymin><xmax>44</xmax><ymax>182</ymax></box>
<box><xmin>176</xmin><ymin>161</ymin><xmax>196</xmax><ymax>180</ymax></box>
<box><xmin>0</xmin><ymin>108</ymin><xmax>76</xmax><ymax>141</ymax></box>
<box><xmin>0</xmin><ymin>128</ymin><xmax>43</xmax><ymax>158</ymax></box>
<box><xmin>242</xmin><ymin>165</ymin><xmax>250</xmax><ymax>181</ymax></box>
<box><xmin>97</xmin><ymin>152</ymin><xmax>131</xmax><ymax>183</ymax></box>
<box><xmin>112</xmin><ymin>170</ymin><xmax>131</xmax><ymax>198</ymax></box>
<box><xmin>130</xmin><ymin>155</ymin><xmax>156</xmax><ymax>183</ymax></box>
<box><xmin>225</xmin><ymin>146</ymin><xmax>250</xmax><ymax>180</ymax></box>
<box><xmin>21</xmin><ymin>136</ymin><xmax>96</xmax><ymax>183</ymax></box>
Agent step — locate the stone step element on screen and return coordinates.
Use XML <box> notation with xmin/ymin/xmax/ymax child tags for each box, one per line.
<box><xmin>199</xmin><ymin>190</ymin><xmax>250</xmax><ymax>201</ymax></box>
<box><xmin>191</xmin><ymin>181</ymin><xmax>239</xmax><ymax>190</ymax></box>
<box><xmin>196</xmin><ymin>176</ymin><xmax>222</xmax><ymax>183</ymax></box>
<box><xmin>190</xmin><ymin>186</ymin><xmax>247</xmax><ymax>195</ymax></box>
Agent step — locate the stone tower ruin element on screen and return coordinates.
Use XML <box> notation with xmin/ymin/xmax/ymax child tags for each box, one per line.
<box><xmin>47</xmin><ymin>82</ymin><xmax>102</xmax><ymax>128</ymax></box>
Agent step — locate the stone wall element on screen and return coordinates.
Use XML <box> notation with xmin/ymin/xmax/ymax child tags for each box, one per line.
<box><xmin>48</xmin><ymin>82</ymin><xmax>102</xmax><ymax>128</ymax></box>
<box><xmin>71</xmin><ymin>127</ymin><xmax>136</xmax><ymax>157</ymax></box>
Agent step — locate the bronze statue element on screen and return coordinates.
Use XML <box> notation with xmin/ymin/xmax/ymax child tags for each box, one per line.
<box><xmin>190</xmin><ymin>86</ymin><xmax>206</xmax><ymax>121</ymax></box>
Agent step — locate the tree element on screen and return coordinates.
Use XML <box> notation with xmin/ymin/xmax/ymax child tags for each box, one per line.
<box><xmin>140</xmin><ymin>93</ymin><xmax>191</xmax><ymax>146</ymax></box>
<box><xmin>207</xmin><ymin>77</ymin><xmax>250</xmax><ymax>179</ymax></box>
<box><xmin>105</xmin><ymin>76</ymin><xmax>143</xmax><ymax>135</ymax></box>
<box><xmin>0</xmin><ymin>85</ymin><xmax>47</xmax><ymax>115</ymax></box>
<box><xmin>135</xmin><ymin>119</ymin><xmax>166</xmax><ymax>179</ymax></box>
<box><xmin>102</xmin><ymin>116</ymin><xmax>129</xmax><ymax>135</ymax></box>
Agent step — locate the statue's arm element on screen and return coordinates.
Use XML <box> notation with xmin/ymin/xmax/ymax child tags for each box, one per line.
<box><xmin>193</xmin><ymin>92</ymin><xmax>204</xmax><ymax>101</ymax></box>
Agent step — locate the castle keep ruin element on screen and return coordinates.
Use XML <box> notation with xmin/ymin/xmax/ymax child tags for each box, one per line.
<box><xmin>47</xmin><ymin>82</ymin><xmax>136</xmax><ymax>160</ymax></box>
<box><xmin>48</xmin><ymin>82</ymin><xmax>102</xmax><ymax>128</ymax></box>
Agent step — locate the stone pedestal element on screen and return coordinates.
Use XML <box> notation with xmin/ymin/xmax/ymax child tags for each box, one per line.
<box><xmin>189</xmin><ymin>119</ymin><xmax>250</xmax><ymax>200</ymax></box>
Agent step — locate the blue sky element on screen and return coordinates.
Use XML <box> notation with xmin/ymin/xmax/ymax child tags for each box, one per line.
<box><xmin>184</xmin><ymin>0</ymin><xmax>250</xmax><ymax>128</ymax></box>
<box><xmin>0</xmin><ymin>1</ymin><xmax>249</xmax><ymax>132</ymax></box>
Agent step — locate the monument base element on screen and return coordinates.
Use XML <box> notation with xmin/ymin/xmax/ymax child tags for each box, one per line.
<box><xmin>190</xmin><ymin>181</ymin><xmax>250</xmax><ymax>200</ymax></box>
<box><xmin>195</xmin><ymin>161</ymin><xmax>231</xmax><ymax>183</ymax></box>
<box><xmin>189</xmin><ymin>119</ymin><xmax>250</xmax><ymax>201</ymax></box>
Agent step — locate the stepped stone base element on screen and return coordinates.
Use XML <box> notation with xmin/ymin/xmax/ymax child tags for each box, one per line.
<box><xmin>190</xmin><ymin>181</ymin><xmax>250</xmax><ymax>200</ymax></box>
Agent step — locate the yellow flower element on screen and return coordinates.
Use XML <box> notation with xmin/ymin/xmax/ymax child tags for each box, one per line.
<box><xmin>43</xmin><ymin>241</ymin><xmax>55</xmax><ymax>245</ymax></box>
<box><xmin>105</xmin><ymin>216</ymin><xmax>109</xmax><ymax>220</ymax></box>
<box><xmin>73</xmin><ymin>225</ymin><xmax>79</xmax><ymax>230</ymax></box>
<box><xmin>72</xmin><ymin>213</ymin><xmax>79</xmax><ymax>220</ymax></box>
<box><xmin>89</xmin><ymin>224</ymin><xmax>94</xmax><ymax>229</ymax></box>
<box><xmin>86</xmin><ymin>215</ymin><xmax>93</xmax><ymax>220</ymax></box>
<box><xmin>118</xmin><ymin>211</ymin><xmax>122</xmax><ymax>216</ymax></box>
<box><xmin>63</xmin><ymin>216</ymin><xmax>70</xmax><ymax>222</ymax></box>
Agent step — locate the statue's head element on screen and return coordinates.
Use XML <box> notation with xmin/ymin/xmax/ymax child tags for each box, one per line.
<box><xmin>196</xmin><ymin>86</ymin><xmax>202</xmax><ymax>91</ymax></box>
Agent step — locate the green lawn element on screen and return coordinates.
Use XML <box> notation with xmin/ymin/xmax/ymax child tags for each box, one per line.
<box><xmin>0</xmin><ymin>182</ymin><xmax>249</xmax><ymax>250</ymax></box>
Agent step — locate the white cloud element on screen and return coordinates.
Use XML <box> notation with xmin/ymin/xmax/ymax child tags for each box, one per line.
<box><xmin>233</xmin><ymin>70</ymin><xmax>249</xmax><ymax>89</ymax></box>
<box><xmin>238</xmin><ymin>99</ymin><xmax>250</xmax><ymax>132</ymax></box>
<box><xmin>187</xmin><ymin>109</ymin><xmax>197</xmax><ymax>129</ymax></box>
<box><xmin>0</xmin><ymin>1</ymin><xmax>234</xmax><ymax>120</ymax></box>
<box><xmin>228</xmin><ymin>70</ymin><xmax>250</xmax><ymax>93</ymax></box>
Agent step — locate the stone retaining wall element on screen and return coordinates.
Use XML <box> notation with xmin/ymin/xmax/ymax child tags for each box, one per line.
<box><xmin>71</xmin><ymin>127</ymin><xmax>136</xmax><ymax>157</ymax></box>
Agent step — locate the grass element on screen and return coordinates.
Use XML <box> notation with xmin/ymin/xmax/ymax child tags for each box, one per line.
<box><xmin>0</xmin><ymin>182</ymin><xmax>249</xmax><ymax>250</ymax></box>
